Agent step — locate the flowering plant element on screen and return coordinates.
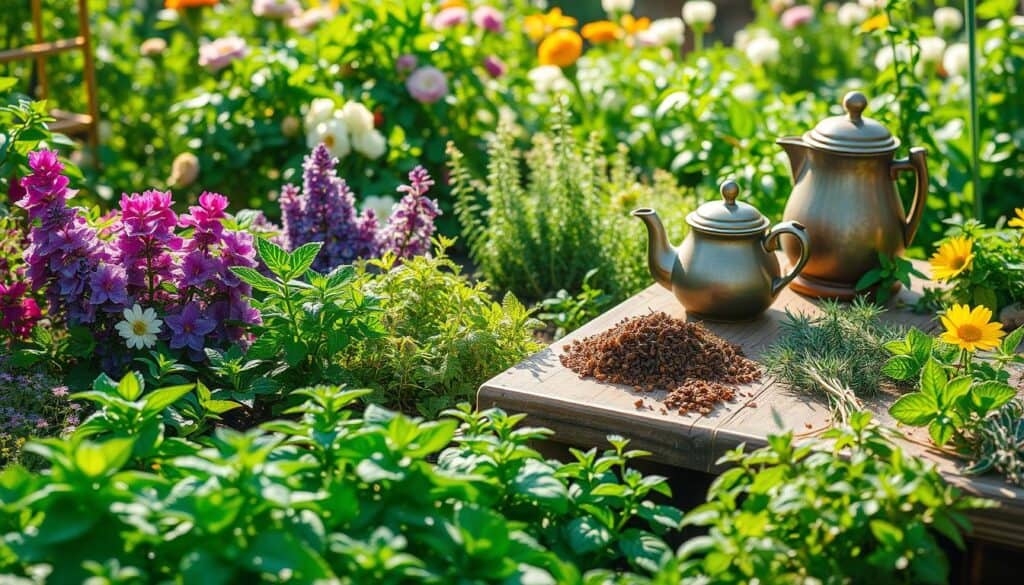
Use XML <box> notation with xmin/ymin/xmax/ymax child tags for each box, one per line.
<box><xmin>14</xmin><ymin>150</ymin><xmax>259</xmax><ymax>372</ymax></box>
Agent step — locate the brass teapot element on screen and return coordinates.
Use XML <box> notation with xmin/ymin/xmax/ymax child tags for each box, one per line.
<box><xmin>777</xmin><ymin>91</ymin><xmax>928</xmax><ymax>299</ymax></box>
<box><xmin>633</xmin><ymin>180</ymin><xmax>810</xmax><ymax>322</ymax></box>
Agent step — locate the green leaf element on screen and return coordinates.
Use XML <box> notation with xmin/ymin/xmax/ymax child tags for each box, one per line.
<box><xmin>855</xmin><ymin>268</ymin><xmax>885</xmax><ymax>291</ymax></box>
<box><xmin>513</xmin><ymin>459</ymin><xmax>568</xmax><ymax>513</ymax></box>
<box><xmin>142</xmin><ymin>384</ymin><xmax>195</xmax><ymax>415</ymax></box>
<box><xmin>969</xmin><ymin>381</ymin><xmax>1017</xmax><ymax>414</ymax></box>
<box><xmin>230</xmin><ymin>266</ymin><xmax>281</xmax><ymax>294</ymax></box>
<box><xmin>869</xmin><ymin>519</ymin><xmax>904</xmax><ymax>547</ymax></box>
<box><xmin>256</xmin><ymin>237</ymin><xmax>292</xmax><ymax>279</ymax></box>
<box><xmin>74</xmin><ymin>437</ymin><xmax>135</xmax><ymax>478</ymax></box>
<box><xmin>920</xmin><ymin>359</ymin><xmax>947</xmax><ymax>399</ymax></box>
<box><xmin>889</xmin><ymin>393</ymin><xmax>937</xmax><ymax>426</ymax></box>
<box><xmin>906</xmin><ymin>329</ymin><xmax>933</xmax><ymax>362</ymax></box>
<box><xmin>0</xmin><ymin>77</ymin><xmax>17</xmax><ymax>93</ymax></box>
<box><xmin>939</xmin><ymin>376</ymin><xmax>972</xmax><ymax>407</ymax></box>
<box><xmin>1001</xmin><ymin>326</ymin><xmax>1024</xmax><ymax>354</ymax></box>
<box><xmin>928</xmin><ymin>419</ymin><xmax>955</xmax><ymax>447</ymax></box>
<box><xmin>117</xmin><ymin>372</ymin><xmax>144</xmax><ymax>401</ymax></box>
<box><xmin>882</xmin><ymin>356</ymin><xmax>918</xmax><ymax>381</ymax></box>
<box><xmin>205</xmin><ymin>400</ymin><xmax>243</xmax><ymax>414</ymax></box>
<box><xmin>618</xmin><ymin>530</ymin><xmax>670</xmax><ymax>573</ymax></box>
<box><xmin>289</xmin><ymin>242</ymin><xmax>323</xmax><ymax>276</ymax></box>
<box><xmin>566</xmin><ymin>517</ymin><xmax>612</xmax><ymax>555</ymax></box>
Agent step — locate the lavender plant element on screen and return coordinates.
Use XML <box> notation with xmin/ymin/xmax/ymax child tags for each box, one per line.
<box><xmin>0</xmin><ymin>357</ymin><xmax>78</xmax><ymax>468</ymax></box>
<box><xmin>278</xmin><ymin>144</ymin><xmax>440</xmax><ymax>271</ymax></box>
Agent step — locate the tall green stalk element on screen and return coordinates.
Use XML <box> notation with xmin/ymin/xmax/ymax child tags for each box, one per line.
<box><xmin>966</xmin><ymin>0</ymin><xmax>982</xmax><ymax>219</ymax></box>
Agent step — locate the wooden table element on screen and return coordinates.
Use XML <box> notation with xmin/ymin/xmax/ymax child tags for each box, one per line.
<box><xmin>477</xmin><ymin>262</ymin><xmax>1024</xmax><ymax>549</ymax></box>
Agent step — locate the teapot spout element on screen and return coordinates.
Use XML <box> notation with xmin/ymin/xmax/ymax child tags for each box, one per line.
<box><xmin>631</xmin><ymin>208</ymin><xmax>676</xmax><ymax>290</ymax></box>
<box><xmin>777</xmin><ymin>136</ymin><xmax>808</xmax><ymax>183</ymax></box>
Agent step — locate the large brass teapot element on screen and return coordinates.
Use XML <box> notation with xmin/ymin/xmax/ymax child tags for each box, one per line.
<box><xmin>777</xmin><ymin>91</ymin><xmax>928</xmax><ymax>299</ymax></box>
<box><xmin>633</xmin><ymin>181</ymin><xmax>810</xmax><ymax>322</ymax></box>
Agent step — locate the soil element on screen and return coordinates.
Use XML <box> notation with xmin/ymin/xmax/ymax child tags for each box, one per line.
<box><xmin>560</xmin><ymin>311</ymin><xmax>762</xmax><ymax>415</ymax></box>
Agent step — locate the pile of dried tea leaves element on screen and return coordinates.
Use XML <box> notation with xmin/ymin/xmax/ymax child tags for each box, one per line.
<box><xmin>560</xmin><ymin>311</ymin><xmax>761</xmax><ymax>415</ymax></box>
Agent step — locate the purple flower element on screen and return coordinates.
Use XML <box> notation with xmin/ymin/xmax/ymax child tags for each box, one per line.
<box><xmin>780</xmin><ymin>5</ymin><xmax>814</xmax><ymax>29</ymax></box>
<box><xmin>165</xmin><ymin>302</ymin><xmax>216</xmax><ymax>352</ymax></box>
<box><xmin>472</xmin><ymin>6</ymin><xmax>505</xmax><ymax>33</ymax></box>
<box><xmin>406</xmin><ymin>67</ymin><xmax>448</xmax><ymax>104</ymax></box>
<box><xmin>378</xmin><ymin>166</ymin><xmax>441</xmax><ymax>259</ymax></box>
<box><xmin>179</xmin><ymin>251</ymin><xmax>220</xmax><ymax>288</ymax></box>
<box><xmin>180</xmin><ymin>192</ymin><xmax>228</xmax><ymax>250</ymax></box>
<box><xmin>483</xmin><ymin>55</ymin><xmax>507</xmax><ymax>78</ymax></box>
<box><xmin>198</xmin><ymin>37</ymin><xmax>249</xmax><ymax>72</ymax></box>
<box><xmin>88</xmin><ymin>263</ymin><xmax>129</xmax><ymax>306</ymax></box>
<box><xmin>396</xmin><ymin>54</ymin><xmax>418</xmax><ymax>74</ymax></box>
<box><xmin>119</xmin><ymin>190</ymin><xmax>178</xmax><ymax>240</ymax></box>
<box><xmin>432</xmin><ymin>7</ymin><xmax>468</xmax><ymax>30</ymax></box>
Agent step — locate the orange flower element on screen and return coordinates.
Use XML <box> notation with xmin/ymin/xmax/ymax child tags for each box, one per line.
<box><xmin>524</xmin><ymin>7</ymin><xmax>578</xmax><ymax>42</ymax></box>
<box><xmin>439</xmin><ymin>0</ymin><xmax>466</xmax><ymax>8</ymax></box>
<box><xmin>165</xmin><ymin>0</ymin><xmax>217</xmax><ymax>8</ymax></box>
<box><xmin>620</xmin><ymin>15</ymin><xmax>651</xmax><ymax>35</ymax></box>
<box><xmin>538</xmin><ymin>29</ymin><xmax>583</xmax><ymax>67</ymax></box>
<box><xmin>582</xmin><ymin>20</ymin><xmax>621</xmax><ymax>44</ymax></box>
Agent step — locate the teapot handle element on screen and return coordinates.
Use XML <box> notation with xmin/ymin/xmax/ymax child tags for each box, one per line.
<box><xmin>764</xmin><ymin>221</ymin><xmax>811</xmax><ymax>298</ymax></box>
<box><xmin>890</xmin><ymin>147</ymin><xmax>928</xmax><ymax>248</ymax></box>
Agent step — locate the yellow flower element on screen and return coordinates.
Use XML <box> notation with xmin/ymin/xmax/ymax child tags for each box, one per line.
<box><xmin>538</xmin><ymin>29</ymin><xmax>583</xmax><ymax>68</ymax></box>
<box><xmin>940</xmin><ymin>304</ymin><xmax>1005</xmax><ymax>353</ymax></box>
<box><xmin>524</xmin><ymin>8</ymin><xmax>578</xmax><ymax>42</ymax></box>
<box><xmin>439</xmin><ymin>0</ymin><xmax>465</xmax><ymax>8</ymax></box>
<box><xmin>860</xmin><ymin>13</ymin><xmax>889</xmax><ymax>32</ymax></box>
<box><xmin>582</xmin><ymin>20</ymin><xmax>621</xmax><ymax>44</ymax></box>
<box><xmin>1009</xmin><ymin>208</ymin><xmax>1024</xmax><ymax>229</ymax></box>
<box><xmin>620</xmin><ymin>14</ymin><xmax>651</xmax><ymax>35</ymax></box>
<box><xmin>929</xmin><ymin>236</ymin><xmax>974</xmax><ymax>281</ymax></box>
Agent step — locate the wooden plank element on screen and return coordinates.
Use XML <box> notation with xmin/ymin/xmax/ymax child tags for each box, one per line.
<box><xmin>477</xmin><ymin>258</ymin><xmax>1024</xmax><ymax>548</ymax></box>
<box><xmin>0</xmin><ymin>37</ymin><xmax>86</xmax><ymax>64</ymax></box>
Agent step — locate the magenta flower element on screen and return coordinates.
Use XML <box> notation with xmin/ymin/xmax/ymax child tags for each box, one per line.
<box><xmin>378</xmin><ymin>166</ymin><xmax>441</xmax><ymax>259</ymax></box>
<box><xmin>432</xmin><ymin>6</ymin><xmax>468</xmax><ymax>30</ymax></box>
<box><xmin>780</xmin><ymin>5</ymin><xmax>814</xmax><ymax>29</ymax></box>
<box><xmin>483</xmin><ymin>55</ymin><xmax>507</xmax><ymax>78</ymax></box>
<box><xmin>406</xmin><ymin>66</ymin><xmax>448</xmax><ymax>104</ymax></box>
<box><xmin>51</xmin><ymin>386</ymin><xmax>69</xmax><ymax>397</ymax></box>
<box><xmin>396</xmin><ymin>54</ymin><xmax>418</xmax><ymax>74</ymax></box>
<box><xmin>119</xmin><ymin>190</ymin><xmax>178</xmax><ymax>239</ymax></box>
<box><xmin>472</xmin><ymin>6</ymin><xmax>505</xmax><ymax>33</ymax></box>
<box><xmin>0</xmin><ymin>282</ymin><xmax>41</xmax><ymax>339</ymax></box>
<box><xmin>165</xmin><ymin>302</ymin><xmax>216</xmax><ymax>352</ymax></box>
<box><xmin>88</xmin><ymin>263</ymin><xmax>129</xmax><ymax>306</ymax></box>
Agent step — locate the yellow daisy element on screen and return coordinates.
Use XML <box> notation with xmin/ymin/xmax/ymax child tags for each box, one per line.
<box><xmin>1009</xmin><ymin>208</ymin><xmax>1024</xmax><ymax>229</ymax></box>
<box><xmin>939</xmin><ymin>304</ymin><xmax>1006</xmax><ymax>353</ymax></box>
<box><xmin>929</xmin><ymin>236</ymin><xmax>974</xmax><ymax>281</ymax></box>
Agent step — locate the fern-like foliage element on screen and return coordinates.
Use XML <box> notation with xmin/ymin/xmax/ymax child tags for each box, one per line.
<box><xmin>966</xmin><ymin>399</ymin><xmax>1024</xmax><ymax>486</ymax></box>
<box><xmin>449</xmin><ymin>107</ymin><xmax>694</xmax><ymax>303</ymax></box>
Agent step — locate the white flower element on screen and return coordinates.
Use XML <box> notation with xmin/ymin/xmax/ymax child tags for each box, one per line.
<box><xmin>943</xmin><ymin>43</ymin><xmax>970</xmax><ymax>77</ymax></box>
<box><xmin>733</xmin><ymin>82</ymin><xmax>759</xmax><ymax>103</ymax></box>
<box><xmin>601</xmin><ymin>0</ymin><xmax>634</xmax><ymax>13</ymax></box>
<box><xmin>647</xmin><ymin>17</ymin><xmax>685</xmax><ymax>45</ymax></box>
<box><xmin>307</xmin><ymin>118</ymin><xmax>351</xmax><ymax>158</ymax></box>
<box><xmin>934</xmin><ymin>6</ymin><xmax>963</xmax><ymax>33</ymax></box>
<box><xmin>362</xmin><ymin>195</ymin><xmax>396</xmax><ymax>220</ymax></box>
<box><xmin>116</xmin><ymin>304</ymin><xmax>162</xmax><ymax>350</ymax></box>
<box><xmin>918</xmin><ymin>36</ymin><xmax>946</xmax><ymax>63</ymax></box>
<box><xmin>874</xmin><ymin>42</ymin><xmax>915</xmax><ymax>71</ymax></box>
<box><xmin>304</xmin><ymin>98</ymin><xmax>336</xmax><ymax>130</ymax></box>
<box><xmin>351</xmin><ymin>129</ymin><xmax>387</xmax><ymax>160</ymax></box>
<box><xmin>745</xmin><ymin>36</ymin><xmax>781</xmax><ymax>66</ymax></box>
<box><xmin>857</xmin><ymin>0</ymin><xmax>887</xmax><ymax>8</ymax></box>
<box><xmin>339</xmin><ymin>101</ymin><xmax>375</xmax><ymax>136</ymax></box>
<box><xmin>682</xmin><ymin>1</ymin><xmax>716</xmax><ymax>26</ymax></box>
<box><xmin>836</xmin><ymin>3</ymin><xmax>867</xmax><ymax>26</ymax></box>
<box><xmin>528</xmin><ymin>65</ymin><xmax>571</xmax><ymax>94</ymax></box>
<box><xmin>140</xmin><ymin>37</ymin><xmax>167</xmax><ymax>57</ymax></box>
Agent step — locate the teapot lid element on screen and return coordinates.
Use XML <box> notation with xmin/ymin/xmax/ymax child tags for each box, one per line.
<box><xmin>687</xmin><ymin>180</ymin><xmax>770</xmax><ymax>236</ymax></box>
<box><xmin>803</xmin><ymin>91</ymin><xmax>900</xmax><ymax>155</ymax></box>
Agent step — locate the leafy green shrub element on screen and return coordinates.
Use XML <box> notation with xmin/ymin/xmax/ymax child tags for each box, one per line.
<box><xmin>449</xmin><ymin>110</ymin><xmax>694</xmax><ymax>303</ymax></box>
<box><xmin>672</xmin><ymin>412</ymin><xmax>985</xmax><ymax>585</ymax></box>
<box><xmin>0</xmin><ymin>379</ymin><xmax>684</xmax><ymax>584</ymax></box>
<box><xmin>353</xmin><ymin>238</ymin><xmax>543</xmax><ymax>416</ymax></box>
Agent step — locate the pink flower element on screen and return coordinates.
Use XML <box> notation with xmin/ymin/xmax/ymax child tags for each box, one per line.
<box><xmin>780</xmin><ymin>5</ymin><xmax>814</xmax><ymax>29</ymax></box>
<box><xmin>252</xmin><ymin>0</ymin><xmax>300</xmax><ymax>19</ymax></box>
<box><xmin>396</xmin><ymin>54</ymin><xmax>418</xmax><ymax>74</ymax></box>
<box><xmin>472</xmin><ymin>6</ymin><xmax>505</xmax><ymax>33</ymax></box>
<box><xmin>483</xmin><ymin>55</ymin><xmax>507</xmax><ymax>78</ymax></box>
<box><xmin>432</xmin><ymin>6</ymin><xmax>468</xmax><ymax>30</ymax></box>
<box><xmin>198</xmin><ymin>37</ymin><xmax>249</xmax><ymax>72</ymax></box>
<box><xmin>406</xmin><ymin>66</ymin><xmax>448</xmax><ymax>104</ymax></box>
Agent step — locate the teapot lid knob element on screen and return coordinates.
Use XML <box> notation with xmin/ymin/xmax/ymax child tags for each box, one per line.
<box><xmin>720</xmin><ymin>180</ymin><xmax>740</xmax><ymax>206</ymax></box>
<box><xmin>843</xmin><ymin>91</ymin><xmax>868</xmax><ymax>123</ymax></box>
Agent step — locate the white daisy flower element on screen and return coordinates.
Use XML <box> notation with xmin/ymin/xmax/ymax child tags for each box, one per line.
<box><xmin>115</xmin><ymin>304</ymin><xmax>163</xmax><ymax>350</ymax></box>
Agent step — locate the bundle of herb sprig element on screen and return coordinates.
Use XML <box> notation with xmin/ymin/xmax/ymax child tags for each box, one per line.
<box><xmin>763</xmin><ymin>299</ymin><xmax>907</xmax><ymax>406</ymax></box>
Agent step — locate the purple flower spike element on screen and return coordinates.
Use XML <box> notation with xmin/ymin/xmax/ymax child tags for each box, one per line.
<box><xmin>165</xmin><ymin>302</ymin><xmax>216</xmax><ymax>352</ymax></box>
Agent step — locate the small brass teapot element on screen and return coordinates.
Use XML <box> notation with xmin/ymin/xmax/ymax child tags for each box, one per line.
<box><xmin>777</xmin><ymin>91</ymin><xmax>928</xmax><ymax>299</ymax></box>
<box><xmin>633</xmin><ymin>180</ymin><xmax>810</xmax><ymax>322</ymax></box>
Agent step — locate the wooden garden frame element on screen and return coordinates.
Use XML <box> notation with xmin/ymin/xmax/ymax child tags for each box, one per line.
<box><xmin>0</xmin><ymin>0</ymin><xmax>99</xmax><ymax>150</ymax></box>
